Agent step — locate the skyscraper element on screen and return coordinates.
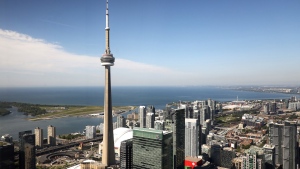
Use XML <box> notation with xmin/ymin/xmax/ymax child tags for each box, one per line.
<box><xmin>117</xmin><ymin>115</ymin><xmax>126</xmax><ymax>128</ymax></box>
<box><xmin>165</xmin><ymin>109</ymin><xmax>185</xmax><ymax>169</ymax></box>
<box><xmin>47</xmin><ymin>125</ymin><xmax>56</xmax><ymax>146</ymax></box>
<box><xmin>120</xmin><ymin>139</ymin><xmax>133</xmax><ymax>169</ymax></box>
<box><xmin>34</xmin><ymin>127</ymin><xmax>43</xmax><ymax>148</ymax></box>
<box><xmin>146</xmin><ymin>112</ymin><xmax>155</xmax><ymax>128</ymax></box>
<box><xmin>269</xmin><ymin>121</ymin><xmax>298</xmax><ymax>169</ymax></box>
<box><xmin>139</xmin><ymin>106</ymin><xmax>146</xmax><ymax>128</ymax></box>
<box><xmin>185</xmin><ymin>118</ymin><xmax>199</xmax><ymax>157</ymax></box>
<box><xmin>100</xmin><ymin>0</ymin><xmax>115</xmax><ymax>166</ymax></box>
<box><xmin>19</xmin><ymin>130</ymin><xmax>36</xmax><ymax>169</ymax></box>
<box><xmin>132</xmin><ymin>128</ymin><xmax>173</xmax><ymax>169</ymax></box>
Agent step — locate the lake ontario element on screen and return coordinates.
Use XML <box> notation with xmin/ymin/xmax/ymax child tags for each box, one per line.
<box><xmin>0</xmin><ymin>86</ymin><xmax>298</xmax><ymax>140</ymax></box>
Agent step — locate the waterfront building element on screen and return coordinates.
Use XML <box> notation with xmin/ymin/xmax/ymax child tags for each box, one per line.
<box><xmin>146</xmin><ymin>112</ymin><xmax>155</xmax><ymax>128</ymax></box>
<box><xmin>185</xmin><ymin>118</ymin><xmax>199</xmax><ymax>157</ymax></box>
<box><xmin>269</xmin><ymin>121</ymin><xmax>298</xmax><ymax>168</ymax></box>
<box><xmin>19</xmin><ymin>130</ymin><xmax>36</xmax><ymax>169</ymax></box>
<box><xmin>0</xmin><ymin>141</ymin><xmax>14</xmax><ymax>169</ymax></box>
<box><xmin>139</xmin><ymin>106</ymin><xmax>146</xmax><ymax>128</ymax></box>
<box><xmin>120</xmin><ymin>139</ymin><xmax>132</xmax><ymax>169</ymax></box>
<box><xmin>132</xmin><ymin>128</ymin><xmax>173</xmax><ymax>169</ymax></box>
<box><xmin>34</xmin><ymin>127</ymin><xmax>43</xmax><ymax>148</ymax></box>
<box><xmin>86</xmin><ymin>125</ymin><xmax>96</xmax><ymax>139</ymax></box>
<box><xmin>47</xmin><ymin>125</ymin><xmax>56</xmax><ymax>146</ymax></box>
<box><xmin>100</xmin><ymin>0</ymin><xmax>116</xmax><ymax>166</ymax></box>
<box><xmin>117</xmin><ymin>115</ymin><xmax>126</xmax><ymax>128</ymax></box>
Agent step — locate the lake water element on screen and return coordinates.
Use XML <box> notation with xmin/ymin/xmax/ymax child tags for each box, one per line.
<box><xmin>0</xmin><ymin>86</ymin><xmax>298</xmax><ymax>140</ymax></box>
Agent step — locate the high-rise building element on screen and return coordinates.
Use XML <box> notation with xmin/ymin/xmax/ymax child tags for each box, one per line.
<box><xmin>86</xmin><ymin>125</ymin><xmax>96</xmax><ymax>139</ymax></box>
<box><xmin>19</xmin><ymin>130</ymin><xmax>36</xmax><ymax>169</ymax></box>
<box><xmin>34</xmin><ymin>127</ymin><xmax>43</xmax><ymax>148</ymax></box>
<box><xmin>139</xmin><ymin>106</ymin><xmax>146</xmax><ymax>128</ymax></box>
<box><xmin>185</xmin><ymin>118</ymin><xmax>199</xmax><ymax>157</ymax></box>
<box><xmin>47</xmin><ymin>125</ymin><xmax>56</xmax><ymax>146</ymax></box>
<box><xmin>165</xmin><ymin>109</ymin><xmax>185</xmax><ymax>169</ymax></box>
<box><xmin>100</xmin><ymin>0</ymin><xmax>116</xmax><ymax>166</ymax></box>
<box><xmin>0</xmin><ymin>141</ymin><xmax>14</xmax><ymax>169</ymax></box>
<box><xmin>269</xmin><ymin>121</ymin><xmax>298</xmax><ymax>169</ymax></box>
<box><xmin>132</xmin><ymin>128</ymin><xmax>173</xmax><ymax>169</ymax></box>
<box><xmin>146</xmin><ymin>112</ymin><xmax>155</xmax><ymax>128</ymax></box>
<box><xmin>120</xmin><ymin>139</ymin><xmax>133</xmax><ymax>169</ymax></box>
<box><xmin>117</xmin><ymin>115</ymin><xmax>126</xmax><ymax>128</ymax></box>
<box><xmin>282</xmin><ymin>122</ymin><xmax>297</xmax><ymax>169</ymax></box>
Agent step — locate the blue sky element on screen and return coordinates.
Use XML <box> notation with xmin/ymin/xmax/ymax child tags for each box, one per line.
<box><xmin>0</xmin><ymin>0</ymin><xmax>299</xmax><ymax>87</ymax></box>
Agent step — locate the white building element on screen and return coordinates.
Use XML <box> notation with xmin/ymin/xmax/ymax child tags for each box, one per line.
<box><xmin>85</xmin><ymin>125</ymin><xmax>96</xmax><ymax>139</ymax></box>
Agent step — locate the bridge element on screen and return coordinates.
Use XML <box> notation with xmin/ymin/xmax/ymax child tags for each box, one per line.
<box><xmin>36</xmin><ymin>135</ymin><xmax>103</xmax><ymax>156</ymax></box>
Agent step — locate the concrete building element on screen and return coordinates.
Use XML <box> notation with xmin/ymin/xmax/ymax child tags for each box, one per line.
<box><xmin>139</xmin><ymin>106</ymin><xmax>146</xmax><ymax>128</ymax></box>
<box><xmin>100</xmin><ymin>0</ymin><xmax>116</xmax><ymax>166</ymax></box>
<box><xmin>185</xmin><ymin>118</ymin><xmax>199</xmax><ymax>157</ymax></box>
<box><xmin>34</xmin><ymin>127</ymin><xmax>43</xmax><ymax>148</ymax></box>
<box><xmin>19</xmin><ymin>130</ymin><xmax>36</xmax><ymax>169</ymax></box>
<box><xmin>132</xmin><ymin>128</ymin><xmax>173</xmax><ymax>169</ymax></box>
<box><xmin>47</xmin><ymin>125</ymin><xmax>56</xmax><ymax>146</ymax></box>
<box><xmin>86</xmin><ymin>125</ymin><xmax>96</xmax><ymax>139</ymax></box>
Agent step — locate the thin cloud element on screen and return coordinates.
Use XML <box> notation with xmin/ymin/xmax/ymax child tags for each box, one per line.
<box><xmin>0</xmin><ymin>29</ymin><xmax>185</xmax><ymax>87</ymax></box>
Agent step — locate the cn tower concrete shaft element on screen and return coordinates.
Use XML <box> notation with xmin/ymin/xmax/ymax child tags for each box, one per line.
<box><xmin>102</xmin><ymin>66</ymin><xmax>115</xmax><ymax>166</ymax></box>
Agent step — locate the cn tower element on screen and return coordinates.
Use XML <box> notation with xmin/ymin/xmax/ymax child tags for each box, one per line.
<box><xmin>100</xmin><ymin>0</ymin><xmax>115</xmax><ymax>166</ymax></box>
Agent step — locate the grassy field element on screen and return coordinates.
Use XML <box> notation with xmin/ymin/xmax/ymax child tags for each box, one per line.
<box><xmin>30</xmin><ymin>106</ymin><xmax>135</xmax><ymax>120</ymax></box>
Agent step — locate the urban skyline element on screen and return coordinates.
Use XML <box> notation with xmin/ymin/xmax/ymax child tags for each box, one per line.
<box><xmin>1</xmin><ymin>0</ymin><xmax>300</xmax><ymax>87</ymax></box>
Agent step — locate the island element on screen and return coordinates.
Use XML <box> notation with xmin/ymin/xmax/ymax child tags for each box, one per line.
<box><xmin>0</xmin><ymin>101</ymin><xmax>135</xmax><ymax>121</ymax></box>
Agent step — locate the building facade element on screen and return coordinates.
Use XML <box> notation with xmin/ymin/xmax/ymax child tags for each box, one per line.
<box><xmin>47</xmin><ymin>125</ymin><xmax>56</xmax><ymax>146</ymax></box>
<box><xmin>86</xmin><ymin>125</ymin><xmax>96</xmax><ymax>139</ymax></box>
<box><xmin>185</xmin><ymin>118</ymin><xmax>199</xmax><ymax>157</ymax></box>
<box><xmin>19</xmin><ymin>131</ymin><xmax>36</xmax><ymax>169</ymax></box>
<box><xmin>34</xmin><ymin>127</ymin><xmax>43</xmax><ymax>148</ymax></box>
<box><xmin>120</xmin><ymin>139</ymin><xmax>132</xmax><ymax>169</ymax></box>
<box><xmin>132</xmin><ymin>128</ymin><xmax>173</xmax><ymax>169</ymax></box>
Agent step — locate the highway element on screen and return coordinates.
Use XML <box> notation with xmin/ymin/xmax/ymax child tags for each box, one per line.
<box><xmin>36</xmin><ymin>136</ymin><xmax>103</xmax><ymax>156</ymax></box>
